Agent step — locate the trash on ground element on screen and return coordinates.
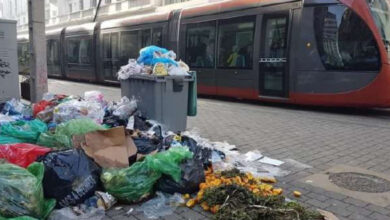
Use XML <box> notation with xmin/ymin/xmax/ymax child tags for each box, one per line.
<box><xmin>0</xmin><ymin>45</ymin><xmax>336</xmax><ymax>220</ymax></box>
<box><xmin>0</xmin><ymin>143</ymin><xmax>51</xmax><ymax>168</ymax></box>
<box><xmin>95</xmin><ymin>191</ymin><xmax>117</xmax><ymax>210</ymax></box>
<box><xmin>0</xmin><ymin>119</ymin><xmax>47</xmax><ymax>144</ymax></box>
<box><xmin>0</xmin><ymin>162</ymin><xmax>56</xmax><ymax>219</ymax></box>
<box><xmin>80</xmin><ymin>126</ymin><xmax>137</xmax><ymax>168</ymax></box>
<box><xmin>48</xmin><ymin>207</ymin><xmax>105</xmax><ymax>220</ymax></box>
<box><xmin>194</xmin><ymin>168</ymin><xmax>324</xmax><ymax>220</ymax></box>
<box><xmin>157</xmin><ymin>159</ymin><xmax>205</xmax><ymax>194</ymax></box>
<box><xmin>137</xmin><ymin>192</ymin><xmax>184</xmax><ymax>219</ymax></box>
<box><xmin>101</xmin><ymin>147</ymin><xmax>193</xmax><ymax>203</ymax></box>
<box><xmin>38</xmin><ymin>149</ymin><xmax>102</xmax><ymax>208</ymax></box>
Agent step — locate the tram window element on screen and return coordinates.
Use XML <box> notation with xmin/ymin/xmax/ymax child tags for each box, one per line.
<box><xmin>67</xmin><ymin>37</ymin><xmax>92</xmax><ymax>65</ymax></box>
<box><xmin>185</xmin><ymin>21</ymin><xmax>216</xmax><ymax>68</ymax></box>
<box><xmin>79</xmin><ymin>39</ymin><xmax>92</xmax><ymax>64</ymax></box>
<box><xmin>218</xmin><ymin>16</ymin><xmax>255</xmax><ymax>69</ymax></box>
<box><xmin>111</xmin><ymin>33</ymin><xmax>119</xmax><ymax>59</ymax></box>
<box><xmin>152</xmin><ymin>28</ymin><xmax>163</xmax><ymax>46</ymax></box>
<box><xmin>120</xmin><ymin>31</ymin><xmax>139</xmax><ymax>60</ymax></box>
<box><xmin>141</xmin><ymin>29</ymin><xmax>152</xmax><ymax>48</ymax></box>
<box><xmin>67</xmin><ymin>39</ymin><xmax>80</xmax><ymax>64</ymax></box>
<box><xmin>103</xmin><ymin>34</ymin><xmax>111</xmax><ymax>58</ymax></box>
<box><xmin>314</xmin><ymin>5</ymin><xmax>380</xmax><ymax>71</ymax></box>
<box><xmin>47</xmin><ymin>40</ymin><xmax>59</xmax><ymax>65</ymax></box>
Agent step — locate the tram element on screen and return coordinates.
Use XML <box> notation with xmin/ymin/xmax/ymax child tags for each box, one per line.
<box><xmin>17</xmin><ymin>0</ymin><xmax>390</xmax><ymax>107</ymax></box>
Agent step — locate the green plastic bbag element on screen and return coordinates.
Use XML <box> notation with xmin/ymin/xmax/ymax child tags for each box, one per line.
<box><xmin>0</xmin><ymin>162</ymin><xmax>56</xmax><ymax>219</ymax></box>
<box><xmin>37</xmin><ymin>118</ymin><xmax>106</xmax><ymax>149</ymax></box>
<box><xmin>0</xmin><ymin>216</ymin><xmax>38</xmax><ymax>220</ymax></box>
<box><xmin>187</xmin><ymin>71</ymin><xmax>197</xmax><ymax>117</ymax></box>
<box><xmin>101</xmin><ymin>147</ymin><xmax>193</xmax><ymax>203</ymax></box>
<box><xmin>0</xmin><ymin>120</ymin><xmax>47</xmax><ymax>144</ymax></box>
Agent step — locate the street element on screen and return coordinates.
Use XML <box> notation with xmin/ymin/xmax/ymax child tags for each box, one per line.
<box><xmin>48</xmin><ymin>78</ymin><xmax>390</xmax><ymax>220</ymax></box>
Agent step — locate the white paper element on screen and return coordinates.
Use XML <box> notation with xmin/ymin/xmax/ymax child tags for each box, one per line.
<box><xmin>259</xmin><ymin>157</ymin><xmax>284</xmax><ymax>166</ymax></box>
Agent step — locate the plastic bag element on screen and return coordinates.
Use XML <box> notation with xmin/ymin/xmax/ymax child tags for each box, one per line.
<box><xmin>53</xmin><ymin>100</ymin><xmax>105</xmax><ymax>124</ymax></box>
<box><xmin>48</xmin><ymin>207</ymin><xmax>105</xmax><ymax>220</ymax></box>
<box><xmin>0</xmin><ymin>114</ymin><xmax>16</xmax><ymax>125</ymax></box>
<box><xmin>101</xmin><ymin>147</ymin><xmax>193</xmax><ymax>203</ymax></box>
<box><xmin>117</xmin><ymin>59</ymin><xmax>143</xmax><ymax>80</ymax></box>
<box><xmin>84</xmin><ymin>91</ymin><xmax>105</xmax><ymax>105</ymax></box>
<box><xmin>1</xmin><ymin>99</ymin><xmax>26</xmax><ymax>116</ymax></box>
<box><xmin>112</xmin><ymin>97</ymin><xmax>137</xmax><ymax>120</ymax></box>
<box><xmin>37</xmin><ymin>118</ymin><xmax>106</xmax><ymax>148</ymax></box>
<box><xmin>168</xmin><ymin>66</ymin><xmax>189</xmax><ymax>76</ymax></box>
<box><xmin>171</xmin><ymin>136</ymin><xmax>225</xmax><ymax>168</ymax></box>
<box><xmin>0</xmin><ymin>119</ymin><xmax>47</xmax><ymax>144</ymax></box>
<box><xmin>137</xmin><ymin>46</ymin><xmax>177</xmax><ymax>66</ymax></box>
<box><xmin>0</xmin><ymin>162</ymin><xmax>56</xmax><ymax>219</ymax></box>
<box><xmin>156</xmin><ymin>159</ymin><xmax>205</xmax><ymax>194</ymax></box>
<box><xmin>39</xmin><ymin>149</ymin><xmax>102</xmax><ymax>208</ymax></box>
<box><xmin>133</xmin><ymin>136</ymin><xmax>161</xmax><ymax>154</ymax></box>
<box><xmin>137</xmin><ymin>192</ymin><xmax>184</xmax><ymax>219</ymax></box>
<box><xmin>0</xmin><ymin>216</ymin><xmax>38</xmax><ymax>220</ymax></box>
<box><xmin>33</xmin><ymin>100</ymin><xmax>53</xmax><ymax>117</ymax></box>
<box><xmin>0</xmin><ymin>144</ymin><xmax>51</xmax><ymax>168</ymax></box>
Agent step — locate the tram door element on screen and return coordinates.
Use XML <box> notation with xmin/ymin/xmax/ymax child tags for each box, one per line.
<box><xmin>259</xmin><ymin>14</ymin><xmax>290</xmax><ymax>97</ymax></box>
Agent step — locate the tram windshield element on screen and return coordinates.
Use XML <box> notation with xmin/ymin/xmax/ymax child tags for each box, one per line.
<box><xmin>366</xmin><ymin>0</ymin><xmax>390</xmax><ymax>57</ymax></box>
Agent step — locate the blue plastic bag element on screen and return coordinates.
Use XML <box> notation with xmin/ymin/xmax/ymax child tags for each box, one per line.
<box><xmin>137</xmin><ymin>46</ymin><xmax>177</xmax><ymax>66</ymax></box>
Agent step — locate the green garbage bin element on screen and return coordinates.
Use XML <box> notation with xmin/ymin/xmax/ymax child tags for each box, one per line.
<box><xmin>187</xmin><ymin>71</ymin><xmax>197</xmax><ymax>117</ymax></box>
<box><xmin>120</xmin><ymin>74</ymin><xmax>194</xmax><ymax>132</ymax></box>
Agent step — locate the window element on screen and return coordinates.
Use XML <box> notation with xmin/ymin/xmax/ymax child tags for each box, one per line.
<box><xmin>111</xmin><ymin>33</ymin><xmax>119</xmax><ymax>59</ymax></box>
<box><xmin>91</xmin><ymin>0</ymin><xmax>97</xmax><ymax>8</ymax></box>
<box><xmin>366</xmin><ymin>0</ymin><xmax>390</xmax><ymax>57</ymax></box>
<box><xmin>67</xmin><ymin>39</ymin><xmax>79</xmax><ymax>63</ymax></box>
<box><xmin>67</xmin><ymin>37</ymin><xmax>93</xmax><ymax>65</ymax></box>
<box><xmin>218</xmin><ymin>17</ymin><xmax>255</xmax><ymax>69</ymax></box>
<box><xmin>79</xmin><ymin>0</ymin><xmax>84</xmax><ymax>11</ymax></box>
<box><xmin>69</xmin><ymin>4</ymin><xmax>72</xmax><ymax>13</ymax></box>
<box><xmin>105</xmin><ymin>0</ymin><xmax>111</xmax><ymax>4</ymax></box>
<box><xmin>103</xmin><ymin>34</ymin><xmax>111</xmax><ymax>58</ymax></box>
<box><xmin>314</xmin><ymin>5</ymin><xmax>380</xmax><ymax>71</ymax></box>
<box><xmin>141</xmin><ymin>30</ymin><xmax>151</xmax><ymax>48</ymax></box>
<box><xmin>120</xmin><ymin>31</ymin><xmax>139</xmax><ymax>62</ymax></box>
<box><xmin>152</xmin><ymin>28</ymin><xmax>163</xmax><ymax>46</ymax></box>
<box><xmin>186</xmin><ymin>21</ymin><xmax>216</xmax><ymax>68</ymax></box>
<box><xmin>47</xmin><ymin>40</ymin><xmax>59</xmax><ymax>65</ymax></box>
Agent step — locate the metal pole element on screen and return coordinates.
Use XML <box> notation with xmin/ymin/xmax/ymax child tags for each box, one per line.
<box><xmin>28</xmin><ymin>0</ymin><xmax>48</xmax><ymax>102</ymax></box>
<box><xmin>93</xmin><ymin>0</ymin><xmax>103</xmax><ymax>22</ymax></box>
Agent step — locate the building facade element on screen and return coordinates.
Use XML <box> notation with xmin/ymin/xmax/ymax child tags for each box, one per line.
<box><xmin>0</xmin><ymin>0</ymin><xmax>221</xmax><ymax>35</ymax></box>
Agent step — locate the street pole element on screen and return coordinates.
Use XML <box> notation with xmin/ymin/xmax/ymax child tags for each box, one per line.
<box><xmin>28</xmin><ymin>0</ymin><xmax>48</xmax><ymax>102</ymax></box>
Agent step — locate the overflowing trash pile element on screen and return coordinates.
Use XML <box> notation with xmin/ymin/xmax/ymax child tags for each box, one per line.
<box><xmin>117</xmin><ymin>46</ymin><xmax>190</xmax><ymax>80</ymax></box>
<box><xmin>0</xmin><ymin>93</ymin><xmax>334</xmax><ymax>220</ymax></box>
<box><xmin>0</xmin><ymin>46</ymin><xmax>334</xmax><ymax>220</ymax></box>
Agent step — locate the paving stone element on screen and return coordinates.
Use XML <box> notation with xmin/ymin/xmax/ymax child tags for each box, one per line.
<box><xmin>305</xmin><ymin>199</ymin><xmax>330</xmax><ymax>209</ymax></box>
<box><xmin>366</xmin><ymin>204</ymin><xmax>390</xmax><ymax>216</ymax></box>
<box><xmin>326</xmin><ymin>205</ymin><xmax>353</xmax><ymax>218</ymax></box>
<box><xmin>344</xmin><ymin>197</ymin><xmax>369</xmax><ymax>208</ymax></box>
<box><xmin>369</xmin><ymin>212</ymin><xmax>390</xmax><ymax>220</ymax></box>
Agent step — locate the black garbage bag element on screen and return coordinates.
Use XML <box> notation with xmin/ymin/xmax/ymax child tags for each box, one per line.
<box><xmin>103</xmin><ymin>115</ymin><xmax>128</xmax><ymax>128</ymax></box>
<box><xmin>134</xmin><ymin>115</ymin><xmax>151</xmax><ymax>131</ymax></box>
<box><xmin>133</xmin><ymin>136</ymin><xmax>162</xmax><ymax>154</ymax></box>
<box><xmin>38</xmin><ymin>149</ymin><xmax>102</xmax><ymax>208</ymax></box>
<box><xmin>156</xmin><ymin>159</ymin><xmax>205</xmax><ymax>194</ymax></box>
<box><xmin>181</xmin><ymin>136</ymin><xmax>226</xmax><ymax>168</ymax></box>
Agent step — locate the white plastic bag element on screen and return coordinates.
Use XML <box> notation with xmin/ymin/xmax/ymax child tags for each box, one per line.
<box><xmin>117</xmin><ymin>59</ymin><xmax>143</xmax><ymax>80</ymax></box>
<box><xmin>137</xmin><ymin>192</ymin><xmax>184</xmax><ymax>219</ymax></box>
<box><xmin>53</xmin><ymin>100</ymin><xmax>105</xmax><ymax>124</ymax></box>
<box><xmin>168</xmin><ymin>66</ymin><xmax>189</xmax><ymax>76</ymax></box>
<box><xmin>112</xmin><ymin>97</ymin><xmax>137</xmax><ymax>120</ymax></box>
